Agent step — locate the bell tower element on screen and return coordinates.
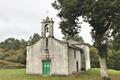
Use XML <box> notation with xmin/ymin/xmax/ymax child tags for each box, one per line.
<box><xmin>41</xmin><ymin>17</ymin><xmax>54</xmax><ymax>38</ymax></box>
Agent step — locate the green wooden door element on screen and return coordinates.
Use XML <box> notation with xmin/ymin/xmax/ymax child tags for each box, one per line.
<box><xmin>42</xmin><ymin>60</ymin><xmax>50</xmax><ymax>75</ymax></box>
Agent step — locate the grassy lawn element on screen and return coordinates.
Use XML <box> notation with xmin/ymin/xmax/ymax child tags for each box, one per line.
<box><xmin>0</xmin><ymin>68</ymin><xmax>119</xmax><ymax>80</ymax></box>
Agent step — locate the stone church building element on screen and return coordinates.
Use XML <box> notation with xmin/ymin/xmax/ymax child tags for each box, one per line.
<box><xmin>26</xmin><ymin>17</ymin><xmax>91</xmax><ymax>75</ymax></box>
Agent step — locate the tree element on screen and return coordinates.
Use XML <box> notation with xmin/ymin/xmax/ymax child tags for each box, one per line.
<box><xmin>17</xmin><ymin>49</ymin><xmax>26</xmax><ymax>64</ymax></box>
<box><xmin>20</xmin><ymin>39</ymin><xmax>27</xmax><ymax>48</ymax></box>
<box><xmin>29</xmin><ymin>33</ymin><xmax>41</xmax><ymax>45</ymax></box>
<box><xmin>52</xmin><ymin>0</ymin><xmax>120</xmax><ymax>80</ymax></box>
<box><xmin>90</xmin><ymin>47</ymin><xmax>99</xmax><ymax>68</ymax></box>
<box><xmin>0</xmin><ymin>38</ymin><xmax>27</xmax><ymax>50</ymax></box>
<box><xmin>106</xmin><ymin>36</ymin><xmax>120</xmax><ymax>70</ymax></box>
<box><xmin>63</xmin><ymin>34</ymin><xmax>84</xmax><ymax>42</ymax></box>
<box><xmin>107</xmin><ymin>50</ymin><xmax>120</xmax><ymax>70</ymax></box>
<box><xmin>0</xmin><ymin>38</ymin><xmax>21</xmax><ymax>50</ymax></box>
<box><xmin>112</xmin><ymin>29</ymin><xmax>120</xmax><ymax>51</ymax></box>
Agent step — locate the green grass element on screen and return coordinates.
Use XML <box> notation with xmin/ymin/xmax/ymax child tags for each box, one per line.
<box><xmin>0</xmin><ymin>68</ymin><xmax>119</xmax><ymax>80</ymax></box>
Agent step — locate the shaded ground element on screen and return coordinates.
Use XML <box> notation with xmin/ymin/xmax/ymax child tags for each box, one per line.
<box><xmin>0</xmin><ymin>68</ymin><xmax>119</xmax><ymax>80</ymax></box>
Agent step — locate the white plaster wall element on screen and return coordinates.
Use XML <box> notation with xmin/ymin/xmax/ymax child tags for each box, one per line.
<box><xmin>76</xmin><ymin>44</ymin><xmax>91</xmax><ymax>70</ymax></box>
<box><xmin>26</xmin><ymin>38</ymin><xmax>69</xmax><ymax>75</ymax></box>
<box><xmin>26</xmin><ymin>46</ymin><xmax>33</xmax><ymax>74</ymax></box>
<box><xmin>26</xmin><ymin>39</ymin><xmax>46</xmax><ymax>74</ymax></box>
<box><xmin>68</xmin><ymin>48</ymin><xmax>81</xmax><ymax>74</ymax></box>
<box><xmin>48</xmin><ymin>38</ymin><xmax>68</xmax><ymax>75</ymax></box>
<box><xmin>76</xmin><ymin>50</ymin><xmax>81</xmax><ymax>72</ymax></box>
<box><xmin>84</xmin><ymin>45</ymin><xmax>91</xmax><ymax>70</ymax></box>
<box><xmin>26</xmin><ymin>38</ymin><xmax>90</xmax><ymax>75</ymax></box>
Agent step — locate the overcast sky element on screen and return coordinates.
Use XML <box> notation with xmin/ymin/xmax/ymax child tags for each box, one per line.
<box><xmin>0</xmin><ymin>0</ymin><xmax>92</xmax><ymax>44</ymax></box>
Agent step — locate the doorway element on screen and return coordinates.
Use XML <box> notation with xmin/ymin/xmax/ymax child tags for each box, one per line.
<box><xmin>76</xmin><ymin>61</ymin><xmax>79</xmax><ymax>72</ymax></box>
<box><xmin>42</xmin><ymin>60</ymin><xmax>51</xmax><ymax>75</ymax></box>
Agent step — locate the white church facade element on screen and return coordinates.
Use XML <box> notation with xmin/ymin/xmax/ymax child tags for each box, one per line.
<box><xmin>26</xmin><ymin>17</ymin><xmax>91</xmax><ymax>75</ymax></box>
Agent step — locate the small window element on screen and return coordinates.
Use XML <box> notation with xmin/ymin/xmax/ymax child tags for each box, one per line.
<box><xmin>80</xmin><ymin>50</ymin><xmax>83</xmax><ymax>54</ymax></box>
<box><xmin>74</xmin><ymin>50</ymin><xmax>76</xmax><ymax>59</ymax></box>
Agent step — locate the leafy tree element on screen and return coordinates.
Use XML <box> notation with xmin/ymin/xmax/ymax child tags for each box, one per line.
<box><xmin>112</xmin><ymin>29</ymin><xmax>120</xmax><ymax>51</ymax></box>
<box><xmin>0</xmin><ymin>38</ymin><xmax>28</xmax><ymax>50</ymax></box>
<box><xmin>0</xmin><ymin>33</ymin><xmax>41</xmax><ymax>66</ymax></box>
<box><xmin>20</xmin><ymin>39</ymin><xmax>27</xmax><ymax>48</ymax></box>
<box><xmin>29</xmin><ymin>33</ymin><xmax>41</xmax><ymax>45</ymax></box>
<box><xmin>90</xmin><ymin>47</ymin><xmax>99</xmax><ymax>68</ymax></box>
<box><xmin>90</xmin><ymin>46</ymin><xmax>120</xmax><ymax>70</ymax></box>
<box><xmin>0</xmin><ymin>38</ymin><xmax>21</xmax><ymax>50</ymax></box>
<box><xmin>52</xmin><ymin>0</ymin><xmax>120</xmax><ymax>80</ymax></box>
<box><xmin>63</xmin><ymin>34</ymin><xmax>84</xmax><ymax>42</ymax></box>
<box><xmin>106</xmin><ymin>37</ymin><xmax>120</xmax><ymax>70</ymax></box>
<box><xmin>107</xmin><ymin>50</ymin><xmax>120</xmax><ymax>70</ymax></box>
<box><xmin>17</xmin><ymin>49</ymin><xmax>26</xmax><ymax>64</ymax></box>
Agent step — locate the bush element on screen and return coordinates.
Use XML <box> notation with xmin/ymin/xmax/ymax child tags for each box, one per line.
<box><xmin>0</xmin><ymin>60</ymin><xmax>25</xmax><ymax>69</ymax></box>
<box><xmin>16</xmin><ymin>49</ymin><xmax>26</xmax><ymax>64</ymax></box>
<box><xmin>4</xmin><ymin>55</ymin><xmax>18</xmax><ymax>63</ymax></box>
<box><xmin>0</xmin><ymin>49</ymin><xmax>26</xmax><ymax>65</ymax></box>
<box><xmin>107</xmin><ymin>50</ymin><xmax>120</xmax><ymax>70</ymax></box>
<box><xmin>0</xmin><ymin>52</ymin><xmax>9</xmax><ymax>60</ymax></box>
<box><xmin>90</xmin><ymin>47</ymin><xmax>100</xmax><ymax>68</ymax></box>
<box><xmin>90</xmin><ymin>47</ymin><xmax>120</xmax><ymax>70</ymax></box>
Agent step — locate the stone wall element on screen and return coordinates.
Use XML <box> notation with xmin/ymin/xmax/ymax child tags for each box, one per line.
<box><xmin>26</xmin><ymin>38</ymin><xmax>69</xmax><ymax>75</ymax></box>
<box><xmin>83</xmin><ymin>45</ymin><xmax>91</xmax><ymax>70</ymax></box>
<box><xmin>26</xmin><ymin>39</ymin><xmax>45</xmax><ymax>74</ymax></box>
<box><xmin>68</xmin><ymin>48</ymin><xmax>81</xmax><ymax>74</ymax></box>
<box><xmin>26</xmin><ymin>38</ymin><xmax>90</xmax><ymax>75</ymax></box>
<box><xmin>48</xmin><ymin>38</ymin><xmax>68</xmax><ymax>75</ymax></box>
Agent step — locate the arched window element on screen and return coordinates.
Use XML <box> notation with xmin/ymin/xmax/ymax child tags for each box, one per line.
<box><xmin>45</xmin><ymin>24</ymin><xmax>49</xmax><ymax>37</ymax></box>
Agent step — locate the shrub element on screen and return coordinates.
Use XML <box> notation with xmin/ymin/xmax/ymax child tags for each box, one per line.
<box><xmin>107</xmin><ymin>50</ymin><xmax>120</xmax><ymax>70</ymax></box>
<box><xmin>0</xmin><ymin>60</ymin><xmax>25</xmax><ymax>69</ymax></box>
<box><xmin>90</xmin><ymin>47</ymin><xmax>100</xmax><ymax>68</ymax></box>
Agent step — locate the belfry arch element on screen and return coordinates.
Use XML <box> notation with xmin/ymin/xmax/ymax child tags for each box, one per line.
<box><xmin>41</xmin><ymin>17</ymin><xmax>54</xmax><ymax>38</ymax></box>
